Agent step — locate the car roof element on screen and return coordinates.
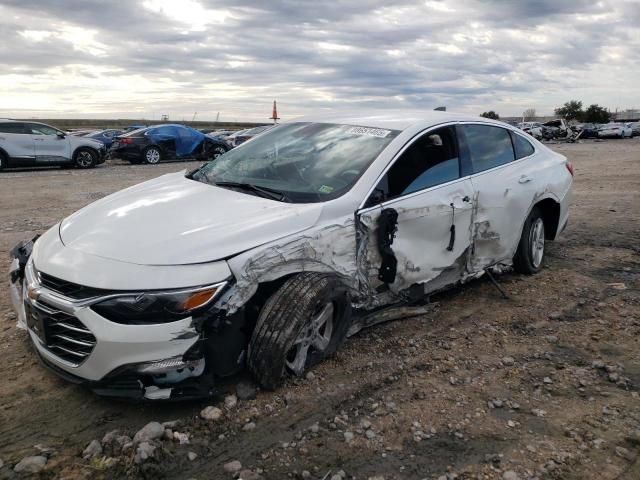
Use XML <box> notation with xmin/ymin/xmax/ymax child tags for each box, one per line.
<box><xmin>292</xmin><ymin>110</ymin><xmax>503</xmax><ymax>131</ymax></box>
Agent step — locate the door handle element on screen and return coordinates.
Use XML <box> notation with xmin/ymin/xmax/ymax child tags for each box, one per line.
<box><xmin>518</xmin><ymin>175</ymin><xmax>532</xmax><ymax>184</ymax></box>
<box><xmin>34</xmin><ymin>138</ymin><xmax>44</xmax><ymax>141</ymax></box>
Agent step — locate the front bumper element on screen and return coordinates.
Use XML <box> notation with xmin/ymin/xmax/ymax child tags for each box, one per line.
<box><xmin>9</xmin><ymin>239</ymin><xmax>240</xmax><ymax>400</ymax></box>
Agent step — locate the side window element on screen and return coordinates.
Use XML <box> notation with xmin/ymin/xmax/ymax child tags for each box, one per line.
<box><xmin>367</xmin><ymin>126</ymin><xmax>460</xmax><ymax>205</ymax></box>
<box><xmin>511</xmin><ymin>132</ymin><xmax>535</xmax><ymax>159</ymax></box>
<box><xmin>0</xmin><ymin>122</ymin><xmax>28</xmax><ymax>134</ymax></box>
<box><xmin>28</xmin><ymin>124</ymin><xmax>60</xmax><ymax>136</ymax></box>
<box><xmin>463</xmin><ymin>124</ymin><xmax>515</xmax><ymax>173</ymax></box>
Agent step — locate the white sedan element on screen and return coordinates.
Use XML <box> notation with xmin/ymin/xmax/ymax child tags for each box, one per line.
<box><xmin>9</xmin><ymin>111</ymin><xmax>573</xmax><ymax>400</ymax></box>
<box><xmin>598</xmin><ymin>123</ymin><xmax>633</xmax><ymax>138</ymax></box>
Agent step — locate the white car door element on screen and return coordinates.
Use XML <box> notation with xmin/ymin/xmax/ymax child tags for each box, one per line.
<box><xmin>356</xmin><ymin>125</ymin><xmax>475</xmax><ymax>300</ymax></box>
<box><xmin>28</xmin><ymin>123</ymin><xmax>71</xmax><ymax>163</ymax></box>
<box><xmin>0</xmin><ymin>122</ymin><xmax>35</xmax><ymax>165</ymax></box>
<box><xmin>460</xmin><ymin>123</ymin><xmax>540</xmax><ymax>271</ymax></box>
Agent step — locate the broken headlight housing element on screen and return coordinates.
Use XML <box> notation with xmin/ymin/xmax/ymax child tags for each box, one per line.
<box><xmin>91</xmin><ymin>282</ymin><xmax>225</xmax><ymax>325</ymax></box>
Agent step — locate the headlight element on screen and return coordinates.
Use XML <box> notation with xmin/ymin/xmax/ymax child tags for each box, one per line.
<box><xmin>91</xmin><ymin>282</ymin><xmax>225</xmax><ymax>325</ymax></box>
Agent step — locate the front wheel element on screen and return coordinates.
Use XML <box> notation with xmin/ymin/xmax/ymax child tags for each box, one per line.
<box><xmin>143</xmin><ymin>146</ymin><xmax>162</xmax><ymax>164</ymax></box>
<box><xmin>513</xmin><ymin>207</ymin><xmax>545</xmax><ymax>274</ymax></box>
<box><xmin>248</xmin><ymin>273</ymin><xmax>352</xmax><ymax>390</ymax></box>
<box><xmin>74</xmin><ymin>148</ymin><xmax>97</xmax><ymax>168</ymax></box>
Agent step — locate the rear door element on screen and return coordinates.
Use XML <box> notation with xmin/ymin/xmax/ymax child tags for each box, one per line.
<box><xmin>460</xmin><ymin>123</ymin><xmax>539</xmax><ymax>271</ymax></box>
<box><xmin>0</xmin><ymin>122</ymin><xmax>35</xmax><ymax>166</ymax></box>
<box><xmin>28</xmin><ymin>123</ymin><xmax>71</xmax><ymax>163</ymax></box>
<box><xmin>356</xmin><ymin>125</ymin><xmax>475</xmax><ymax>298</ymax></box>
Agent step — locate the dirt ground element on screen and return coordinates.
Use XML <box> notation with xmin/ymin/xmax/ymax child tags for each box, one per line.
<box><xmin>0</xmin><ymin>139</ymin><xmax>639</xmax><ymax>480</ymax></box>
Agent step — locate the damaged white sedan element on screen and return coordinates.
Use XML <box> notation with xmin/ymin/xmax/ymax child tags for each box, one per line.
<box><xmin>9</xmin><ymin>111</ymin><xmax>573</xmax><ymax>400</ymax></box>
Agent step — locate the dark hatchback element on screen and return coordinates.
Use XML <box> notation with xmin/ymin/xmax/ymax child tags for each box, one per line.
<box><xmin>110</xmin><ymin>124</ymin><xmax>230</xmax><ymax>164</ymax></box>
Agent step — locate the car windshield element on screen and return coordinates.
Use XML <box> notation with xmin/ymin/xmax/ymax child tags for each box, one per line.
<box><xmin>191</xmin><ymin>122</ymin><xmax>400</xmax><ymax>203</ymax></box>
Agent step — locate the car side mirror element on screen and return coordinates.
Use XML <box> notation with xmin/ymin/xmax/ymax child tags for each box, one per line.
<box><xmin>57</xmin><ymin>132</ymin><xmax>66</xmax><ymax>139</ymax></box>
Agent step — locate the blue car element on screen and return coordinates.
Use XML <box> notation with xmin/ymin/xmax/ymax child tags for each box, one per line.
<box><xmin>87</xmin><ymin>129</ymin><xmax>125</xmax><ymax>149</ymax></box>
<box><xmin>110</xmin><ymin>124</ymin><xmax>229</xmax><ymax>164</ymax></box>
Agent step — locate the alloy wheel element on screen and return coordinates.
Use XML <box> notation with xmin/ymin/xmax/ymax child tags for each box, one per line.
<box><xmin>146</xmin><ymin>149</ymin><xmax>161</xmax><ymax>164</ymax></box>
<box><xmin>530</xmin><ymin>218</ymin><xmax>545</xmax><ymax>268</ymax></box>
<box><xmin>285</xmin><ymin>302</ymin><xmax>334</xmax><ymax>376</ymax></box>
<box><xmin>76</xmin><ymin>151</ymin><xmax>94</xmax><ymax>168</ymax></box>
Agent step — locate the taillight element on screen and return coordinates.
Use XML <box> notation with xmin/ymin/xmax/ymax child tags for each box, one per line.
<box><xmin>566</xmin><ymin>161</ymin><xmax>574</xmax><ymax>177</ymax></box>
<box><xmin>119</xmin><ymin>137</ymin><xmax>134</xmax><ymax>145</ymax></box>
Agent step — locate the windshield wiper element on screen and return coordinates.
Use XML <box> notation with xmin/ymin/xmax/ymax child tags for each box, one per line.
<box><xmin>214</xmin><ymin>181</ymin><xmax>291</xmax><ymax>202</ymax></box>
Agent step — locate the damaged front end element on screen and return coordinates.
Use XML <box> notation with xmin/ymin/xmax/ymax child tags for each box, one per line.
<box><xmin>8</xmin><ymin>237</ymin><xmax>251</xmax><ymax>401</ymax></box>
<box><xmin>8</xmin><ymin>236</ymin><xmax>38</xmax><ymax>330</ymax></box>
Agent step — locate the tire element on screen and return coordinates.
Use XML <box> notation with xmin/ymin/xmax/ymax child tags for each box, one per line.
<box><xmin>248</xmin><ymin>272</ymin><xmax>352</xmax><ymax>389</ymax></box>
<box><xmin>208</xmin><ymin>145</ymin><xmax>228</xmax><ymax>160</ymax></box>
<box><xmin>143</xmin><ymin>146</ymin><xmax>162</xmax><ymax>164</ymax></box>
<box><xmin>513</xmin><ymin>206</ymin><xmax>545</xmax><ymax>274</ymax></box>
<box><xmin>0</xmin><ymin>152</ymin><xmax>6</xmax><ymax>171</ymax></box>
<box><xmin>74</xmin><ymin>148</ymin><xmax>97</xmax><ymax>169</ymax></box>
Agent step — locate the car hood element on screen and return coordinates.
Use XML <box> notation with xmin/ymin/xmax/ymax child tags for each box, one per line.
<box><xmin>59</xmin><ymin>172</ymin><xmax>323</xmax><ymax>265</ymax></box>
<box><xmin>71</xmin><ymin>136</ymin><xmax>104</xmax><ymax>148</ymax></box>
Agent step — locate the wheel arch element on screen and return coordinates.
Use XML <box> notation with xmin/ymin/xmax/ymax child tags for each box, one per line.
<box><xmin>533</xmin><ymin>196</ymin><xmax>561</xmax><ymax>241</ymax></box>
<box><xmin>72</xmin><ymin>145</ymin><xmax>99</xmax><ymax>161</ymax></box>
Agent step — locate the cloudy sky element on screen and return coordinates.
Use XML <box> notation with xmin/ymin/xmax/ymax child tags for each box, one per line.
<box><xmin>1</xmin><ymin>0</ymin><xmax>638</xmax><ymax>121</ymax></box>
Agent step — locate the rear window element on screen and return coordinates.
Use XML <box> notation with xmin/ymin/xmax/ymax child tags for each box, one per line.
<box><xmin>511</xmin><ymin>132</ymin><xmax>535</xmax><ymax>159</ymax></box>
<box><xmin>463</xmin><ymin>124</ymin><xmax>515</xmax><ymax>173</ymax></box>
<box><xmin>0</xmin><ymin>122</ymin><xmax>28</xmax><ymax>134</ymax></box>
<box><xmin>121</xmin><ymin>128</ymin><xmax>148</xmax><ymax>137</ymax></box>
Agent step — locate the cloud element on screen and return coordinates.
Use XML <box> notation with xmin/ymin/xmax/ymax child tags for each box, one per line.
<box><xmin>0</xmin><ymin>0</ymin><xmax>638</xmax><ymax>121</ymax></box>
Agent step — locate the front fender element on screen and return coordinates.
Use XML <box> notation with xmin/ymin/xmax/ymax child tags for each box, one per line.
<box><xmin>224</xmin><ymin>219</ymin><xmax>359</xmax><ymax>313</ymax></box>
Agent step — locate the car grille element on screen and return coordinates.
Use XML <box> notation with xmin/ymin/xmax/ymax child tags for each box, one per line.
<box><xmin>25</xmin><ymin>300</ymin><xmax>96</xmax><ymax>366</ymax></box>
<box><xmin>38</xmin><ymin>271</ymin><xmax>110</xmax><ymax>300</ymax></box>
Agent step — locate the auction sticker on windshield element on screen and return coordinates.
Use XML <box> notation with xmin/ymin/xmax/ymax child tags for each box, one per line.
<box><xmin>318</xmin><ymin>185</ymin><xmax>334</xmax><ymax>193</ymax></box>
<box><xmin>345</xmin><ymin>126</ymin><xmax>391</xmax><ymax>138</ymax></box>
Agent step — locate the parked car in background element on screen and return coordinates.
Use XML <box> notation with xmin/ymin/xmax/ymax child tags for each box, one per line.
<box><xmin>124</xmin><ymin>124</ymin><xmax>146</xmax><ymax>132</ymax></box>
<box><xmin>542</xmin><ymin>119</ymin><xmax>573</xmax><ymax>139</ymax></box>
<box><xmin>629</xmin><ymin>122</ymin><xmax>640</xmax><ymax>137</ymax></box>
<box><xmin>9</xmin><ymin>111</ymin><xmax>572</xmax><ymax>399</ymax></box>
<box><xmin>0</xmin><ymin>119</ymin><xmax>106</xmax><ymax>170</ymax></box>
<box><xmin>200</xmin><ymin>128</ymin><xmax>234</xmax><ymax>138</ymax></box>
<box><xmin>597</xmin><ymin>123</ymin><xmax>633</xmax><ymax>138</ymax></box>
<box><xmin>517</xmin><ymin>122</ymin><xmax>544</xmax><ymax>139</ymax></box>
<box><xmin>68</xmin><ymin>129</ymin><xmax>97</xmax><ymax>137</ymax></box>
<box><xmin>110</xmin><ymin>123</ymin><xmax>229</xmax><ymax>164</ymax></box>
<box><xmin>573</xmin><ymin>123</ymin><xmax>600</xmax><ymax>139</ymax></box>
<box><xmin>227</xmin><ymin>125</ymin><xmax>273</xmax><ymax>147</ymax></box>
<box><xmin>86</xmin><ymin>129</ymin><xmax>124</xmax><ymax>149</ymax></box>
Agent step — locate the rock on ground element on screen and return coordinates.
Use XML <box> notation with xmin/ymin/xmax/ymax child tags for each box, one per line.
<box><xmin>82</xmin><ymin>439</ymin><xmax>102</xmax><ymax>459</ymax></box>
<box><xmin>14</xmin><ymin>455</ymin><xmax>47</xmax><ymax>473</ymax></box>
<box><xmin>201</xmin><ymin>406</ymin><xmax>224</xmax><ymax>421</ymax></box>
<box><xmin>133</xmin><ymin>422</ymin><xmax>164</xmax><ymax>443</ymax></box>
<box><xmin>224</xmin><ymin>460</ymin><xmax>242</xmax><ymax>473</ymax></box>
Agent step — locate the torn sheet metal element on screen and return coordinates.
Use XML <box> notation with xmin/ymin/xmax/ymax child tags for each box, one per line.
<box><xmin>356</xmin><ymin>179</ymin><xmax>476</xmax><ymax>300</ymax></box>
<box><xmin>224</xmin><ymin>217</ymin><xmax>361</xmax><ymax>313</ymax></box>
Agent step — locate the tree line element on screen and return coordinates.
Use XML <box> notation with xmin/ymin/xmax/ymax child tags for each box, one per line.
<box><xmin>480</xmin><ymin>101</ymin><xmax>612</xmax><ymax>123</ymax></box>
